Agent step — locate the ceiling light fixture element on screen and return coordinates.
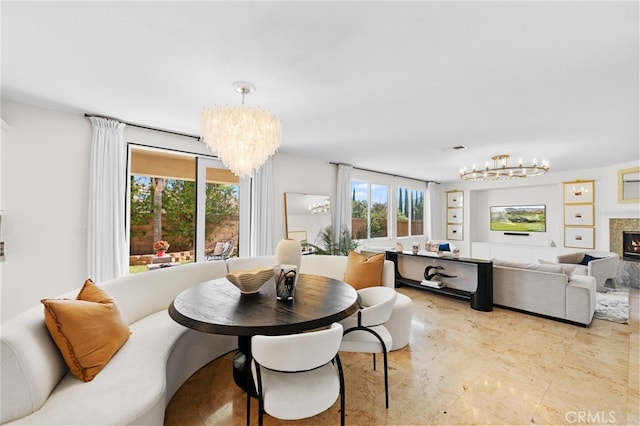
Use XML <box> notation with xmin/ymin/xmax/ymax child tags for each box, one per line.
<box><xmin>201</xmin><ymin>81</ymin><xmax>281</xmax><ymax>178</ymax></box>
<box><xmin>460</xmin><ymin>154</ymin><xmax>549</xmax><ymax>181</ymax></box>
<box><xmin>308</xmin><ymin>199</ymin><xmax>331</xmax><ymax>215</ymax></box>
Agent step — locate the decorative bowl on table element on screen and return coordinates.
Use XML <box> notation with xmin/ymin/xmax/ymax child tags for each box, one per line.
<box><xmin>226</xmin><ymin>267</ymin><xmax>274</xmax><ymax>295</ymax></box>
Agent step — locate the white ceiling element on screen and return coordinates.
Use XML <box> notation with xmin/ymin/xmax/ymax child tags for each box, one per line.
<box><xmin>2</xmin><ymin>1</ymin><xmax>638</xmax><ymax>183</ymax></box>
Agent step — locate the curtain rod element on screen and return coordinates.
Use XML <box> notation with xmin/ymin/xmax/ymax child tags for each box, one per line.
<box><xmin>331</xmin><ymin>162</ymin><xmax>440</xmax><ymax>184</ymax></box>
<box><xmin>84</xmin><ymin>113</ymin><xmax>201</xmax><ymax>141</ymax></box>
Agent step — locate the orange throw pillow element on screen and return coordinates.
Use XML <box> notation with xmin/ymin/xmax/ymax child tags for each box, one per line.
<box><xmin>343</xmin><ymin>251</ymin><xmax>385</xmax><ymax>290</ymax></box>
<box><xmin>41</xmin><ymin>279</ymin><xmax>131</xmax><ymax>382</ymax></box>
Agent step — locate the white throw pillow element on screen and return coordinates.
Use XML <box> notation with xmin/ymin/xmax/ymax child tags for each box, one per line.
<box><xmin>492</xmin><ymin>258</ymin><xmax>565</xmax><ymax>275</ymax></box>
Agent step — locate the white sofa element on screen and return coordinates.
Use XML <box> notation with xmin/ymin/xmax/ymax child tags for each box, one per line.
<box><xmin>556</xmin><ymin>251</ymin><xmax>620</xmax><ymax>292</ymax></box>
<box><xmin>492</xmin><ymin>259</ymin><xmax>597</xmax><ymax>326</ymax></box>
<box><xmin>1</xmin><ymin>255</ymin><xmax>412</xmax><ymax>425</ymax></box>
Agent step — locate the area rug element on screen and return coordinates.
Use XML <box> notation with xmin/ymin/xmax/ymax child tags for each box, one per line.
<box><xmin>594</xmin><ymin>289</ymin><xmax>629</xmax><ymax>324</ymax></box>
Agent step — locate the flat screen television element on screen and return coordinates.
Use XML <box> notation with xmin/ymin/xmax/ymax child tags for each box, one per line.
<box><xmin>490</xmin><ymin>205</ymin><xmax>546</xmax><ymax>232</ymax></box>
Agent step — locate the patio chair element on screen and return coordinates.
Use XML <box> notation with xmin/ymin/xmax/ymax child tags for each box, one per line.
<box><xmin>206</xmin><ymin>240</ymin><xmax>235</xmax><ymax>261</ymax></box>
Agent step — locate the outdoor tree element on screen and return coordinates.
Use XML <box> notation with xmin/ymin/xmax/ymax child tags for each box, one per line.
<box><xmin>161</xmin><ymin>179</ymin><xmax>195</xmax><ymax>251</ymax></box>
<box><xmin>153</xmin><ymin>177</ymin><xmax>166</xmax><ymax>243</ymax></box>
<box><xmin>129</xmin><ymin>177</ymin><xmax>240</xmax><ymax>253</ymax></box>
<box><xmin>130</xmin><ymin>176</ymin><xmax>154</xmax><ymax>237</ymax></box>
<box><xmin>370</xmin><ymin>202</ymin><xmax>388</xmax><ymax>237</ymax></box>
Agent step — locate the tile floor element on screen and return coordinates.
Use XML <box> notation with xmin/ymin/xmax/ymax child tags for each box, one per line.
<box><xmin>165</xmin><ymin>287</ymin><xmax>639</xmax><ymax>425</ymax></box>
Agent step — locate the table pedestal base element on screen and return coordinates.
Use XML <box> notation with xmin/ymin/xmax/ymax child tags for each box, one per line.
<box><xmin>233</xmin><ymin>336</ymin><xmax>257</xmax><ymax>397</ymax></box>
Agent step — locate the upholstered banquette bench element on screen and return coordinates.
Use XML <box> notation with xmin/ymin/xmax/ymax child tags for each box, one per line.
<box><xmin>1</xmin><ymin>254</ymin><xmax>412</xmax><ymax>425</ymax></box>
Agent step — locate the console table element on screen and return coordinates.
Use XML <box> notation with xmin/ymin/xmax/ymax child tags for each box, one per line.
<box><xmin>385</xmin><ymin>251</ymin><xmax>493</xmax><ymax>311</ymax></box>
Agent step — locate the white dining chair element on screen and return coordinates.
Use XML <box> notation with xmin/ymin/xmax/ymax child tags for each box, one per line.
<box><xmin>339</xmin><ymin>286</ymin><xmax>397</xmax><ymax>409</ymax></box>
<box><xmin>251</xmin><ymin>323</ymin><xmax>345</xmax><ymax>426</ymax></box>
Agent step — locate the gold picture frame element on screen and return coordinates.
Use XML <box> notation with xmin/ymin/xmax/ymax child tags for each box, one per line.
<box><xmin>447</xmin><ymin>207</ymin><xmax>463</xmax><ymax>224</ymax></box>
<box><xmin>446</xmin><ymin>190</ymin><xmax>463</xmax><ymax>207</ymax></box>
<box><xmin>447</xmin><ymin>224</ymin><xmax>463</xmax><ymax>240</ymax></box>
<box><xmin>563</xmin><ymin>180</ymin><xmax>594</xmax><ymax>204</ymax></box>
<box><xmin>564</xmin><ymin>204</ymin><xmax>594</xmax><ymax>227</ymax></box>
<box><xmin>564</xmin><ymin>226</ymin><xmax>595</xmax><ymax>249</ymax></box>
<box><xmin>618</xmin><ymin>167</ymin><xmax>640</xmax><ymax>204</ymax></box>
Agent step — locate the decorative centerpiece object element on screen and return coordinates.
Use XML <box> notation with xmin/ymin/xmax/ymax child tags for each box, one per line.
<box><xmin>276</xmin><ymin>238</ymin><xmax>302</xmax><ymax>270</ymax></box>
<box><xmin>395</xmin><ymin>242</ymin><xmax>404</xmax><ymax>252</ymax></box>
<box><xmin>226</xmin><ymin>268</ymin><xmax>274</xmax><ymax>295</ymax></box>
<box><xmin>274</xmin><ymin>264</ymin><xmax>297</xmax><ymax>301</ymax></box>
<box><xmin>412</xmin><ymin>243</ymin><xmax>420</xmax><ymax>255</ymax></box>
<box><xmin>153</xmin><ymin>240</ymin><xmax>170</xmax><ymax>257</ymax></box>
<box><xmin>426</xmin><ymin>241</ymin><xmax>439</xmax><ymax>252</ymax></box>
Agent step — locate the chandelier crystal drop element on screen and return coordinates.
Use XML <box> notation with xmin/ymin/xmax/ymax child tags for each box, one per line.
<box><xmin>308</xmin><ymin>199</ymin><xmax>331</xmax><ymax>215</ymax></box>
<box><xmin>460</xmin><ymin>154</ymin><xmax>549</xmax><ymax>181</ymax></box>
<box><xmin>201</xmin><ymin>82</ymin><xmax>281</xmax><ymax>178</ymax></box>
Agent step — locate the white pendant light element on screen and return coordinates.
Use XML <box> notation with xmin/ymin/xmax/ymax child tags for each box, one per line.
<box><xmin>201</xmin><ymin>81</ymin><xmax>281</xmax><ymax>178</ymax></box>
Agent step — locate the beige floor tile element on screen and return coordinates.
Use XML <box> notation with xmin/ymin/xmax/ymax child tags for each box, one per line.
<box><xmin>165</xmin><ymin>287</ymin><xmax>640</xmax><ymax>425</ymax></box>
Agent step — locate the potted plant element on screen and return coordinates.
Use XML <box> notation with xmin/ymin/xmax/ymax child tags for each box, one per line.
<box><xmin>153</xmin><ymin>240</ymin><xmax>170</xmax><ymax>257</ymax></box>
<box><xmin>303</xmin><ymin>225</ymin><xmax>359</xmax><ymax>256</ymax></box>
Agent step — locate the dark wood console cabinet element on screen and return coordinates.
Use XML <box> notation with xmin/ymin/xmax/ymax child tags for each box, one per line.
<box><xmin>386</xmin><ymin>251</ymin><xmax>493</xmax><ymax>312</ymax></box>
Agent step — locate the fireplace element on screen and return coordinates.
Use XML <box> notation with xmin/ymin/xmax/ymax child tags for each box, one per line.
<box><xmin>623</xmin><ymin>231</ymin><xmax>640</xmax><ymax>262</ymax></box>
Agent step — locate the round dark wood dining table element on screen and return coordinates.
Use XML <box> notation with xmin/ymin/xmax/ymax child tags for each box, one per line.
<box><xmin>168</xmin><ymin>272</ymin><xmax>359</xmax><ymax>421</ymax></box>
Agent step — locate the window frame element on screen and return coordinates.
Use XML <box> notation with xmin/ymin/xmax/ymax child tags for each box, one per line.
<box><xmin>397</xmin><ymin>186</ymin><xmax>425</xmax><ymax>237</ymax></box>
<box><xmin>351</xmin><ymin>175</ymin><xmax>427</xmax><ymax>242</ymax></box>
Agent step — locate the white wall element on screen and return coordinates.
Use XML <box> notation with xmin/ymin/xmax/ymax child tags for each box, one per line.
<box><xmin>1</xmin><ymin>102</ymin><xmax>92</xmax><ymax>321</ymax></box>
<box><xmin>1</xmin><ymin>100</ymin><xmax>638</xmax><ymax>321</ymax></box>
<box><xmin>0</xmin><ymin>120</ymin><xmax>7</xmax><ymax>301</ymax></box>
<box><xmin>271</xmin><ymin>153</ymin><xmax>336</xmax><ymax>251</ymax></box>
<box><xmin>439</xmin><ymin>160</ymin><xmax>640</xmax><ymax>257</ymax></box>
<box><xmin>469</xmin><ymin>184</ymin><xmax>561</xmax><ymax>246</ymax></box>
<box><xmin>0</xmin><ymin>101</ymin><xmax>231</xmax><ymax>322</ymax></box>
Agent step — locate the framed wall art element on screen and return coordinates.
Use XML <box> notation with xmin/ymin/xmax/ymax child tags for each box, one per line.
<box><xmin>447</xmin><ymin>224</ymin><xmax>463</xmax><ymax>241</ymax></box>
<box><xmin>563</xmin><ymin>180</ymin><xmax>594</xmax><ymax>204</ymax></box>
<box><xmin>447</xmin><ymin>208</ymin><xmax>463</xmax><ymax>224</ymax></box>
<box><xmin>562</xmin><ymin>179</ymin><xmax>595</xmax><ymax>248</ymax></box>
<box><xmin>445</xmin><ymin>190</ymin><xmax>464</xmax><ymax>241</ymax></box>
<box><xmin>447</xmin><ymin>190</ymin><xmax>463</xmax><ymax>208</ymax></box>
<box><xmin>618</xmin><ymin>167</ymin><xmax>640</xmax><ymax>204</ymax></box>
<box><xmin>564</xmin><ymin>227</ymin><xmax>595</xmax><ymax>249</ymax></box>
<box><xmin>564</xmin><ymin>204</ymin><xmax>594</xmax><ymax>227</ymax></box>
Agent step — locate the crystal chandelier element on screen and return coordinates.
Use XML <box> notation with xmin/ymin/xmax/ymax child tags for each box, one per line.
<box><xmin>308</xmin><ymin>199</ymin><xmax>331</xmax><ymax>215</ymax></box>
<box><xmin>460</xmin><ymin>154</ymin><xmax>549</xmax><ymax>181</ymax></box>
<box><xmin>201</xmin><ymin>81</ymin><xmax>281</xmax><ymax>178</ymax></box>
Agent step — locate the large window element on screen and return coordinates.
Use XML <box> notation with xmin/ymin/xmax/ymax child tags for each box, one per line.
<box><xmin>128</xmin><ymin>146</ymin><xmax>240</xmax><ymax>273</ymax></box>
<box><xmin>351</xmin><ymin>181</ymin><xmax>389</xmax><ymax>239</ymax></box>
<box><xmin>397</xmin><ymin>187</ymin><xmax>425</xmax><ymax>237</ymax></box>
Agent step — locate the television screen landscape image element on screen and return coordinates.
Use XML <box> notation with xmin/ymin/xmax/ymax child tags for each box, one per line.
<box><xmin>490</xmin><ymin>205</ymin><xmax>546</xmax><ymax>232</ymax></box>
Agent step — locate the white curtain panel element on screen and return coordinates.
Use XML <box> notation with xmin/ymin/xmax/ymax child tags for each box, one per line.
<box><xmin>334</xmin><ymin>163</ymin><xmax>353</xmax><ymax>240</ymax></box>
<box><xmin>88</xmin><ymin>117</ymin><xmax>128</xmax><ymax>282</ymax></box>
<box><xmin>250</xmin><ymin>157</ymin><xmax>274</xmax><ymax>256</ymax></box>
<box><xmin>426</xmin><ymin>181</ymin><xmax>437</xmax><ymax>240</ymax></box>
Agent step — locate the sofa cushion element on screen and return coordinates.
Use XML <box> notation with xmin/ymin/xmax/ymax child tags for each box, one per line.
<box><xmin>343</xmin><ymin>251</ymin><xmax>384</xmax><ymax>290</ymax></box>
<box><xmin>559</xmin><ymin>251</ymin><xmax>586</xmax><ymax>264</ymax></box>
<box><xmin>571</xmin><ymin>264</ymin><xmax>588</xmax><ymax>275</ymax></box>
<box><xmin>538</xmin><ymin>259</ymin><xmax>577</xmax><ymax>279</ymax></box>
<box><xmin>41</xmin><ymin>279</ymin><xmax>131</xmax><ymax>382</ymax></box>
<box><xmin>580</xmin><ymin>254</ymin><xmax>602</xmax><ymax>265</ymax></box>
<box><xmin>492</xmin><ymin>259</ymin><xmax>564</xmax><ymax>274</ymax></box>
